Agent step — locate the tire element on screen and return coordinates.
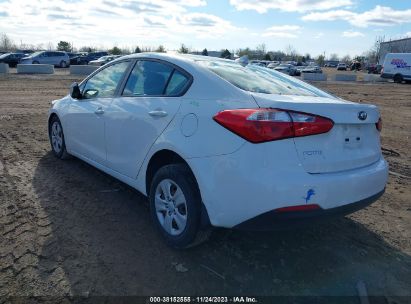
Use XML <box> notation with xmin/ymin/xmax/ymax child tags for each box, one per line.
<box><xmin>49</xmin><ymin>116</ymin><xmax>70</xmax><ymax>159</ymax></box>
<box><xmin>149</xmin><ymin>163</ymin><xmax>208</xmax><ymax>249</ymax></box>
<box><xmin>393</xmin><ymin>74</ymin><xmax>403</xmax><ymax>83</ymax></box>
<box><xmin>60</xmin><ymin>61</ymin><xmax>67</xmax><ymax>68</ymax></box>
<box><xmin>32</xmin><ymin>61</ymin><xmax>39</xmax><ymax>64</ymax></box>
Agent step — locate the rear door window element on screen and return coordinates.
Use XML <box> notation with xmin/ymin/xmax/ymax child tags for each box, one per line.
<box><xmin>123</xmin><ymin>60</ymin><xmax>191</xmax><ymax>97</ymax></box>
<box><xmin>123</xmin><ymin>60</ymin><xmax>173</xmax><ymax>96</ymax></box>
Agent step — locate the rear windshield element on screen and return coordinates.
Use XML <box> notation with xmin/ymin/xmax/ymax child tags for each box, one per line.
<box><xmin>196</xmin><ymin>59</ymin><xmax>332</xmax><ymax>97</ymax></box>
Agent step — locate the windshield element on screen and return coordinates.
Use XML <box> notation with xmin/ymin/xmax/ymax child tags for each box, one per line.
<box><xmin>197</xmin><ymin>59</ymin><xmax>332</xmax><ymax>97</ymax></box>
<box><xmin>27</xmin><ymin>51</ymin><xmax>43</xmax><ymax>58</ymax></box>
<box><xmin>0</xmin><ymin>53</ymin><xmax>10</xmax><ymax>59</ymax></box>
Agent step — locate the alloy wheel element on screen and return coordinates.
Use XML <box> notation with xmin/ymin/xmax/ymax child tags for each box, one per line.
<box><xmin>155</xmin><ymin>179</ymin><xmax>188</xmax><ymax>236</ymax></box>
<box><xmin>51</xmin><ymin>121</ymin><xmax>63</xmax><ymax>154</ymax></box>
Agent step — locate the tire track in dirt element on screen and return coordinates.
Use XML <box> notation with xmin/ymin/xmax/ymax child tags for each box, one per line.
<box><xmin>0</xmin><ymin>115</ymin><xmax>72</xmax><ymax>297</ymax></box>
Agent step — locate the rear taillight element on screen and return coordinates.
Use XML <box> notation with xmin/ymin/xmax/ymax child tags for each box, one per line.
<box><xmin>376</xmin><ymin>117</ymin><xmax>382</xmax><ymax>132</ymax></box>
<box><xmin>213</xmin><ymin>108</ymin><xmax>334</xmax><ymax>143</ymax></box>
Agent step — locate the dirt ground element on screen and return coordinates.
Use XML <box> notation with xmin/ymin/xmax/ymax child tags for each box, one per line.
<box><xmin>0</xmin><ymin>71</ymin><xmax>410</xmax><ymax>302</ymax></box>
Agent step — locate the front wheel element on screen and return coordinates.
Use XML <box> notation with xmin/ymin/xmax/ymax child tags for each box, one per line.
<box><xmin>60</xmin><ymin>61</ymin><xmax>67</xmax><ymax>68</ymax></box>
<box><xmin>49</xmin><ymin>116</ymin><xmax>70</xmax><ymax>159</ymax></box>
<box><xmin>149</xmin><ymin>164</ymin><xmax>207</xmax><ymax>249</ymax></box>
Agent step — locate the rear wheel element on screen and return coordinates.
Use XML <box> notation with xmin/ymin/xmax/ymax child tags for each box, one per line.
<box><xmin>394</xmin><ymin>74</ymin><xmax>403</xmax><ymax>83</ymax></box>
<box><xmin>149</xmin><ymin>164</ymin><xmax>208</xmax><ymax>249</ymax></box>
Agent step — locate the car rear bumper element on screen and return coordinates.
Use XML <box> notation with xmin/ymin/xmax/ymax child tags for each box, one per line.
<box><xmin>188</xmin><ymin>140</ymin><xmax>388</xmax><ymax>228</ymax></box>
<box><xmin>234</xmin><ymin>189</ymin><xmax>385</xmax><ymax>231</ymax></box>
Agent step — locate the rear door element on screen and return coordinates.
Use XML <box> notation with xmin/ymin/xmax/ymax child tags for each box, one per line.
<box><xmin>104</xmin><ymin>59</ymin><xmax>191</xmax><ymax>178</ymax></box>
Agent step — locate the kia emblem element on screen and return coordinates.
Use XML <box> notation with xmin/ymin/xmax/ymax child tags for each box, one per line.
<box><xmin>358</xmin><ymin>111</ymin><xmax>367</xmax><ymax>121</ymax></box>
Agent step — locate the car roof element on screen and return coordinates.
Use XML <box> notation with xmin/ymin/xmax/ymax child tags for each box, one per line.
<box><xmin>119</xmin><ymin>52</ymin><xmax>229</xmax><ymax>65</ymax></box>
<box><xmin>113</xmin><ymin>52</ymin><xmax>239</xmax><ymax>75</ymax></box>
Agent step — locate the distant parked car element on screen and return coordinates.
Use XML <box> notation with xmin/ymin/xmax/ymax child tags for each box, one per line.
<box><xmin>337</xmin><ymin>63</ymin><xmax>347</xmax><ymax>71</ymax></box>
<box><xmin>67</xmin><ymin>52</ymin><xmax>88</xmax><ymax>65</ymax></box>
<box><xmin>267</xmin><ymin>62</ymin><xmax>280</xmax><ymax>68</ymax></box>
<box><xmin>79</xmin><ymin>52</ymin><xmax>109</xmax><ymax>65</ymax></box>
<box><xmin>16</xmin><ymin>49</ymin><xmax>34</xmax><ymax>55</ymax></box>
<box><xmin>367</xmin><ymin>64</ymin><xmax>382</xmax><ymax>74</ymax></box>
<box><xmin>325</xmin><ymin>62</ymin><xmax>338</xmax><ymax>68</ymax></box>
<box><xmin>250</xmin><ymin>60</ymin><xmax>266</xmax><ymax>67</ymax></box>
<box><xmin>301</xmin><ymin>65</ymin><xmax>322</xmax><ymax>73</ymax></box>
<box><xmin>296</xmin><ymin>66</ymin><xmax>308</xmax><ymax>75</ymax></box>
<box><xmin>260</xmin><ymin>60</ymin><xmax>272</xmax><ymax>67</ymax></box>
<box><xmin>274</xmin><ymin>64</ymin><xmax>298</xmax><ymax>76</ymax></box>
<box><xmin>350</xmin><ymin>61</ymin><xmax>361</xmax><ymax>71</ymax></box>
<box><xmin>20</xmin><ymin>51</ymin><xmax>70</xmax><ymax>68</ymax></box>
<box><xmin>89</xmin><ymin>55</ymin><xmax>121</xmax><ymax>66</ymax></box>
<box><xmin>0</xmin><ymin>52</ymin><xmax>26</xmax><ymax>67</ymax></box>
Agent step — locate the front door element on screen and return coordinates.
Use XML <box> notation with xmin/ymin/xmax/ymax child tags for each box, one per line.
<box><xmin>65</xmin><ymin>60</ymin><xmax>131</xmax><ymax>165</ymax></box>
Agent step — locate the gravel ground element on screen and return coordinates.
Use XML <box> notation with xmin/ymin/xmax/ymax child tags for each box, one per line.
<box><xmin>0</xmin><ymin>72</ymin><xmax>410</xmax><ymax>302</ymax></box>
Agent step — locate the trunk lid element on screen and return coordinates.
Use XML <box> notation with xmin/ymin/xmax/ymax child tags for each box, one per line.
<box><xmin>252</xmin><ymin>93</ymin><xmax>382</xmax><ymax>173</ymax></box>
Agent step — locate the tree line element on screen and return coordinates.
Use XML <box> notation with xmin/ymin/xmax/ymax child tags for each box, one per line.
<box><xmin>0</xmin><ymin>33</ymin><xmax>387</xmax><ymax>64</ymax></box>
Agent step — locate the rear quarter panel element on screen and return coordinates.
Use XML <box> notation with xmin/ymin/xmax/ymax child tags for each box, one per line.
<box><xmin>134</xmin><ymin>63</ymin><xmax>259</xmax><ymax>195</ymax></box>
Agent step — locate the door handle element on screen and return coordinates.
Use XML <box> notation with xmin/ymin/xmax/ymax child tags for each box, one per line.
<box><xmin>148</xmin><ymin>110</ymin><xmax>168</xmax><ymax>117</ymax></box>
<box><xmin>95</xmin><ymin>107</ymin><xmax>104</xmax><ymax>115</ymax></box>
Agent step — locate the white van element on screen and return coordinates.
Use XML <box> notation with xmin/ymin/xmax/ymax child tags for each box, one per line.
<box><xmin>381</xmin><ymin>53</ymin><xmax>411</xmax><ymax>83</ymax></box>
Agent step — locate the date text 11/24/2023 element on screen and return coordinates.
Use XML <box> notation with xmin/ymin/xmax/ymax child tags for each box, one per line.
<box><xmin>149</xmin><ymin>296</ymin><xmax>258</xmax><ymax>303</ymax></box>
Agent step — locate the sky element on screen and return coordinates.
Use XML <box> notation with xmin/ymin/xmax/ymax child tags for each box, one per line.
<box><xmin>0</xmin><ymin>0</ymin><xmax>411</xmax><ymax>57</ymax></box>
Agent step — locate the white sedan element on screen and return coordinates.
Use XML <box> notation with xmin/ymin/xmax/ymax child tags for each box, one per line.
<box><xmin>48</xmin><ymin>53</ymin><xmax>388</xmax><ymax>248</ymax></box>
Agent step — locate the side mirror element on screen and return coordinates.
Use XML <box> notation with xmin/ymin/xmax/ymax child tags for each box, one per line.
<box><xmin>70</xmin><ymin>82</ymin><xmax>82</xmax><ymax>99</ymax></box>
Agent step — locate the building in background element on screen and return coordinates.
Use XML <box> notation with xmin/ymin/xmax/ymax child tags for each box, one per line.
<box><xmin>379</xmin><ymin>37</ymin><xmax>411</xmax><ymax>63</ymax></box>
